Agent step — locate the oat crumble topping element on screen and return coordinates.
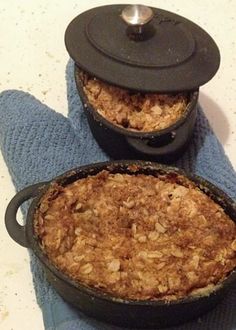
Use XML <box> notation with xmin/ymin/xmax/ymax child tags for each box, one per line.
<box><xmin>35</xmin><ymin>171</ymin><xmax>236</xmax><ymax>301</ymax></box>
<box><xmin>81</xmin><ymin>73</ymin><xmax>188</xmax><ymax>132</ymax></box>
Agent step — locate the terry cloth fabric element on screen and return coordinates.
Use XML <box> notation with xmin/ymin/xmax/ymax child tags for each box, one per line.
<box><xmin>0</xmin><ymin>59</ymin><xmax>236</xmax><ymax>330</ymax></box>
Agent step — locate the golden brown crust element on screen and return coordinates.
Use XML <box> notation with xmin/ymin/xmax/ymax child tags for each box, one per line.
<box><xmin>35</xmin><ymin>171</ymin><xmax>236</xmax><ymax>301</ymax></box>
<box><xmin>81</xmin><ymin>73</ymin><xmax>188</xmax><ymax>132</ymax></box>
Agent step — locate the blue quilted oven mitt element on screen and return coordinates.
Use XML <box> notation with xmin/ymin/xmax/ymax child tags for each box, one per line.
<box><xmin>0</xmin><ymin>59</ymin><xmax>236</xmax><ymax>330</ymax></box>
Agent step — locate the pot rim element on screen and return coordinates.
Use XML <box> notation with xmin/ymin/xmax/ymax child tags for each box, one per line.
<box><xmin>26</xmin><ymin>160</ymin><xmax>236</xmax><ymax>307</ymax></box>
<box><xmin>74</xmin><ymin>65</ymin><xmax>199</xmax><ymax>139</ymax></box>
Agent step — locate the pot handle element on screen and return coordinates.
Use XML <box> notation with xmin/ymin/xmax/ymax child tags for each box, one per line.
<box><xmin>126</xmin><ymin>132</ymin><xmax>181</xmax><ymax>157</ymax></box>
<box><xmin>5</xmin><ymin>182</ymin><xmax>47</xmax><ymax>248</ymax></box>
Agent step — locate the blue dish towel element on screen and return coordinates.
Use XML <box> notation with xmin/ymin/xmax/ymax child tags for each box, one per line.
<box><xmin>0</xmin><ymin>59</ymin><xmax>236</xmax><ymax>330</ymax></box>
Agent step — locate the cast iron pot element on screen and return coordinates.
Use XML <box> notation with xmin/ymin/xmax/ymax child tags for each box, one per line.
<box><xmin>5</xmin><ymin>160</ymin><xmax>236</xmax><ymax>329</ymax></box>
<box><xmin>74</xmin><ymin>66</ymin><xmax>199</xmax><ymax>163</ymax></box>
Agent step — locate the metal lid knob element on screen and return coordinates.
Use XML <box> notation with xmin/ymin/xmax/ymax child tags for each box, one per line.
<box><xmin>121</xmin><ymin>5</ymin><xmax>154</xmax><ymax>40</ymax></box>
<box><xmin>121</xmin><ymin>5</ymin><xmax>154</xmax><ymax>26</ymax></box>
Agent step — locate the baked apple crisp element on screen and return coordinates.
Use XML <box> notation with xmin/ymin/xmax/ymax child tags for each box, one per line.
<box><xmin>35</xmin><ymin>171</ymin><xmax>236</xmax><ymax>301</ymax></box>
<box><xmin>81</xmin><ymin>73</ymin><xmax>188</xmax><ymax>132</ymax></box>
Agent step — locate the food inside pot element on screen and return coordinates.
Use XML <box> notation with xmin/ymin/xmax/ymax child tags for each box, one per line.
<box><xmin>35</xmin><ymin>171</ymin><xmax>236</xmax><ymax>301</ymax></box>
<box><xmin>81</xmin><ymin>72</ymin><xmax>189</xmax><ymax>132</ymax></box>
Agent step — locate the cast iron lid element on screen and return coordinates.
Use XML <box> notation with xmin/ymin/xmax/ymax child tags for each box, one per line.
<box><xmin>65</xmin><ymin>4</ymin><xmax>220</xmax><ymax>92</ymax></box>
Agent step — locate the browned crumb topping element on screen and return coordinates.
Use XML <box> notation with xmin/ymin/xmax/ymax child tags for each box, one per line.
<box><xmin>35</xmin><ymin>171</ymin><xmax>236</xmax><ymax>301</ymax></box>
<box><xmin>82</xmin><ymin>73</ymin><xmax>188</xmax><ymax>132</ymax></box>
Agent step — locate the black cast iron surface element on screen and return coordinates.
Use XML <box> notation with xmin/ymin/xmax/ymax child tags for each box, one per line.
<box><xmin>65</xmin><ymin>5</ymin><xmax>220</xmax><ymax>92</ymax></box>
<box><xmin>5</xmin><ymin>160</ymin><xmax>236</xmax><ymax>328</ymax></box>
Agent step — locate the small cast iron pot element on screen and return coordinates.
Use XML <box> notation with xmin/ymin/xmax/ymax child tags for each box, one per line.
<box><xmin>5</xmin><ymin>160</ymin><xmax>236</xmax><ymax>329</ymax></box>
<box><xmin>74</xmin><ymin>66</ymin><xmax>199</xmax><ymax>163</ymax></box>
